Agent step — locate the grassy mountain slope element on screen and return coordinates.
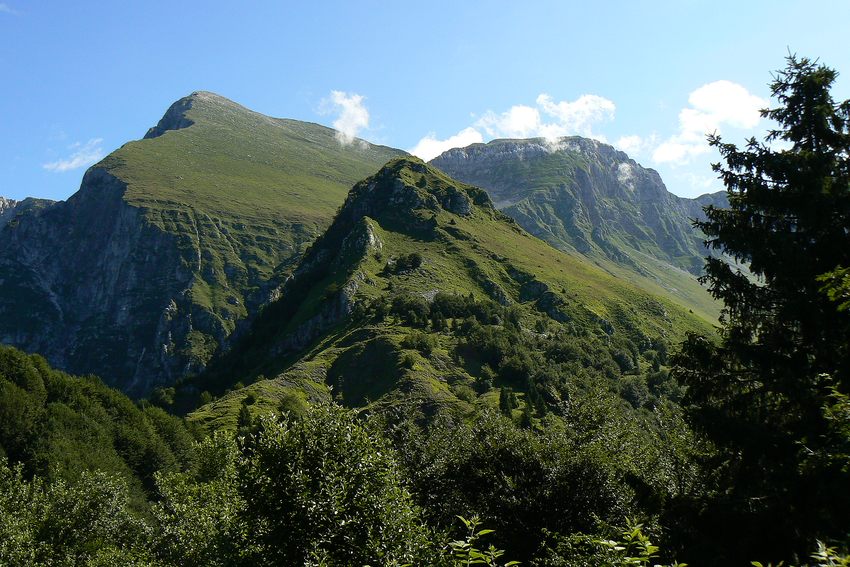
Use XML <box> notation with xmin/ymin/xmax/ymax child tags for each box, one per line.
<box><xmin>430</xmin><ymin>138</ymin><xmax>726</xmax><ymax>321</ymax></box>
<box><xmin>0</xmin><ymin>92</ymin><xmax>403</xmax><ymax>395</ymax></box>
<box><xmin>188</xmin><ymin>157</ymin><xmax>713</xmax><ymax>430</ymax></box>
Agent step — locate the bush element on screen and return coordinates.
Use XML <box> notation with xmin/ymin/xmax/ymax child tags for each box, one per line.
<box><xmin>238</xmin><ymin>405</ymin><xmax>434</xmax><ymax>565</ymax></box>
<box><xmin>402</xmin><ymin>330</ymin><xmax>439</xmax><ymax>355</ymax></box>
<box><xmin>391</xmin><ymin>293</ymin><xmax>430</xmax><ymax>327</ymax></box>
<box><xmin>392</xmin><ymin>252</ymin><xmax>424</xmax><ymax>272</ymax></box>
<box><xmin>0</xmin><ymin>459</ymin><xmax>150</xmax><ymax>566</ymax></box>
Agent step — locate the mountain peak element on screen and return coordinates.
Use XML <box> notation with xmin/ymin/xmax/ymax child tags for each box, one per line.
<box><xmin>0</xmin><ymin>196</ymin><xmax>52</xmax><ymax>226</ymax></box>
<box><xmin>143</xmin><ymin>91</ymin><xmax>247</xmax><ymax>139</ymax></box>
<box><xmin>349</xmin><ymin>157</ymin><xmax>494</xmax><ymax>220</ymax></box>
<box><xmin>429</xmin><ymin>135</ymin><xmax>727</xmax><ymax>320</ymax></box>
<box><xmin>438</xmin><ymin>135</ymin><xmax>626</xmax><ymax>162</ymax></box>
<box><xmin>144</xmin><ymin>94</ymin><xmax>196</xmax><ymax>139</ymax></box>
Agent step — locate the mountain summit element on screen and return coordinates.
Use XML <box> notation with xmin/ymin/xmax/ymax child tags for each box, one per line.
<box><xmin>430</xmin><ymin>137</ymin><xmax>727</xmax><ymax>319</ymax></box>
<box><xmin>0</xmin><ymin>93</ymin><xmax>403</xmax><ymax>395</ymax></box>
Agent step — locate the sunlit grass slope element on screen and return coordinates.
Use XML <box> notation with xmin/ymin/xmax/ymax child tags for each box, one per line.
<box><xmin>189</xmin><ymin>157</ymin><xmax>714</xmax><ymax>430</ymax></box>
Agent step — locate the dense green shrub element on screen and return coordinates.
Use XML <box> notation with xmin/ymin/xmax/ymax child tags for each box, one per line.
<box><xmin>238</xmin><ymin>406</ymin><xmax>434</xmax><ymax>565</ymax></box>
<box><xmin>0</xmin><ymin>459</ymin><xmax>152</xmax><ymax>566</ymax></box>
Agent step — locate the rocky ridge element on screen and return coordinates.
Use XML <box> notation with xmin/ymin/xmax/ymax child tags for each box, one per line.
<box><xmin>0</xmin><ymin>93</ymin><xmax>402</xmax><ymax>396</ymax></box>
<box><xmin>431</xmin><ymin>137</ymin><xmax>726</xmax><ymax>273</ymax></box>
<box><xmin>430</xmin><ymin>137</ymin><xmax>729</xmax><ymax>320</ymax></box>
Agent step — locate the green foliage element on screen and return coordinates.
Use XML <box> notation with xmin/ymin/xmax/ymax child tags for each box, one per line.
<box><xmin>532</xmin><ymin>520</ymin><xmax>688</xmax><ymax>567</ymax></box>
<box><xmin>674</xmin><ymin>55</ymin><xmax>850</xmax><ymax>563</ymax></box>
<box><xmin>402</xmin><ymin>330</ymin><xmax>439</xmax><ymax>355</ymax></box>
<box><xmin>0</xmin><ymin>345</ymin><xmax>195</xmax><ymax>502</ymax></box>
<box><xmin>0</xmin><ymin>458</ymin><xmax>152</xmax><ymax>566</ymax></box>
<box><xmin>151</xmin><ymin>387</ymin><xmax>176</xmax><ymax>409</ymax></box>
<box><xmin>236</xmin><ymin>405</ymin><xmax>433</xmax><ymax>566</ymax></box>
<box><xmin>392</xmin><ymin>293</ymin><xmax>431</xmax><ymax>327</ymax></box>
<box><xmin>385</xmin><ymin>406</ymin><xmax>694</xmax><ymax>563</ymax></box>
<box><xmin>596</xmin><ymin>520</ymin><xmax>662</xmax><ymax>566</ymax></box>
<box><xmin>447</xmin><ymin>516</ymin><xmax>519</xmax><ymax>566</ymax></box>
<box><xmin>752</xmin><ymin>541</ymin><xmax>850</xmax><ymax>567</ymax></box>
<box><xmin>392</xmin><ymin>251</ymin><xmax>424</xmax><ymax>272</ymax></box>
<box><xmin>818</xmin><ymin>266</ymin><xmax>850</xmax><ymax>313</ymax></box>
<box><xmin>498</xmin><ymin>387</ymin><xmax>518</xmax><ymax>417</ymax></box>
<box><xmin>152</xmin><ymin>434</ymin><xmax>248</xmax><ymax>566</ymax></box>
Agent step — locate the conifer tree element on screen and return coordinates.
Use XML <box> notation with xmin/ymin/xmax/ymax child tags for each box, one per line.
<box><xmin>499</xmin><ymin>387</ymin><xmax>515</xmax><ymax>417</ymax></box>
<box><xmin>520</xmin><ymin>401</ymin><xmax>533</xmax><ymax>429</ymax></box>
<box><xmin>675</xmin><ymin>55</ymin><xmax>850</xmax><ymax>563</ymax></box>
<box><xmin>237</xmin><ymin>401</ymin><xmax>253</xmax><ymax>433</ymax></box>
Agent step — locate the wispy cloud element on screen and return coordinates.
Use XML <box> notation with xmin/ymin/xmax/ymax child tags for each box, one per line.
<box><xmin>409</xmin><ymin>93</ymin><xmax>616</xmax><ymax>161</ymax></box>
<box><xmin>615</xmin><ymin>135</ymin><xmax>645</xmax><ymax>156</ymax></box>
<box><xmin>612</xmin><ymin>133</ymin><xmax>661</xmax><ymax>158</ymax></box>
<box><xmin>409</xmin><ymin>127</ymin><xmax>484</xmax><ymax>162</ymax></box>
<box><xmin>0</xmin><ymin>3</ymin><xmax>18</xmax><ymax>14</ymax></box>
<box><xmin>476</xmin><ymin>94</ymin><xmax>615</xmax><ymax>141</ymax></box>
<box><xmin>43</xmin><ymin>139</ymin><xmax>105</xmax><ymax>172</ymax></box>
<box><xmin>321</xmin><ymin>90</ymin><xmax>369</xmax><ymax>146</ymax></box>
<box><xmin>652</xmin><ymin>80</ymin><xmax>766</xmax><ymax>165</ymax></box>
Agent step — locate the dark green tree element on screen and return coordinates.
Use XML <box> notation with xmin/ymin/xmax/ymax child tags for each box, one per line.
<box><xmin>519</xmin><ymin>400</ymin><xmax>533</xmax><ymax>429</ymax></box>
<box><xmin>236</xmin><ymin>400</ymin><xmax>253</xmax><ymax>435</ymax></box>
<box><xmin>499</xmin><ymin>387</ymin><xmax>516</xmax><ymax>417</ymax></box>
<box><xmin>675</xmin><ymin>55</ymin><xmax>850</xmax><ymax>563</ymax></box>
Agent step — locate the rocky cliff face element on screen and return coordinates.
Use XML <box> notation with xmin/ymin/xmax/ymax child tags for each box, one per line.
<box><xmin>431</xmin><ymin>137</ymin><xmax>726</xmax><ymax>275</ymax></box>
<box><xmin>0</xmin><ymin>170</ymin><xmax>192</xmax><ymax>394</ymax></box>
<box><xmin>0</xmin><ymin>93</ymin><xmax>403</xmax><ymax>396</ymax></box>
<box><xmin>1</xmin><ymin>196</ymin><xmax>59</xmax><ymax>227</ymax></box>
<box><xmin>0</xmin><ymin>196</ymin><xmax>17</xmax><ymax>222</ymax></box>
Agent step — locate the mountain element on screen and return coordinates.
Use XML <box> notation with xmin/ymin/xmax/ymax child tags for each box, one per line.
<box><xmin>430</xmin><ymin>138</ymin><xmax>727</xmax><ymax>321</ymax></box>
<box><xmin>0</xmin><ymin>196</ymin><xmax>54</xmax><ymax>226</ymax></box>
<box><xmin>0</xmin><ymin>92</ymin><xmax>403</xmax><ymax>396</ymax></box>
<box><xmin>188</xmin><ymin>157</ymin><xmax>713</xmax><ymax>430</ymax></box>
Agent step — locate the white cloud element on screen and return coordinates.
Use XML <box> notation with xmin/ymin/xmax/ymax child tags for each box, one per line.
<box><xmin>652</xmin><ymin>137</ymin><xmax>710</xmax><ymax>164</ymax></box>
<box><xmin>0</xmin><ymin>3</ymin><xmax>17</xmax><ymax>14</ymax></box>
<box><xmin>475</xmin><ymin>93</ymin><xmax>615</xmax><ymax>141</ymax></box>
<box><xmin>652</xmin><ymin>80</ymin><xmax>766</xmax><ymax>165</ymax></box>
<box><xmin>535</xmin><ymin>94</ymin><xmax>615</xmax><ymax>136</ymax></box>
<box><xmin>614</xmin><ymin>135</ymin><xmax>645</xmax><ymax>156</ymax></box>
<box><xmin>477</xmin><ymin>104</ymin><xmax>542</xmax><ymax>139</ymax></box>
<box><xmin>409</xmin><ymin>93</ymin><xmax>616</xmax><ymax>161</ymax></box>
<box><xmin>322</xmin><ymin>90</ymin><xmax>369</xmax><ymax>146</ymax></box>
<box><xmin>409</xmin><ymin>127</ymin><xmax>484</xmax><ymax>161</ymax></box>
<box><xmin>42</xmin><ymin>139</ymin><xmax>104</xmax><ymax>172</ymax></box>
<box><xmin>672</xmin><ymin>171</ymin><xmax>723</xmax><ymax>196</ymax></box>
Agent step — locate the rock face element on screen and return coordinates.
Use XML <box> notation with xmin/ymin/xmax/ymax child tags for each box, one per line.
<box><xmin>0</xmin><ymin>196</ymin><xmax>17</xmax><ymax>221</ymax></box>
<box><xmin>0</xmin><ymin>169</ymin><xmax>195</xmax><ymax>394</ymax></box>
<box><xmin>0</xmin><ymin>92</ymin><xmax>403</xmax><ymax>396</ymax></box>
<box><xmin>431</xmin><ymin>137</ymin><xmax>727</xmax><ymax>275</ymax></box>
<box><xmin>1</xmin><ymin>196</ymin><xmax>58</xmax><ymax>226</ymax></box>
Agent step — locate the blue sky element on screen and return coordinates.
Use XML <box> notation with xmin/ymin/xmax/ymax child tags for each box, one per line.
<box><xmin>2</xmin><ymin>1</ymin><xmax>849</xmax><ymax>201</ymax></box>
